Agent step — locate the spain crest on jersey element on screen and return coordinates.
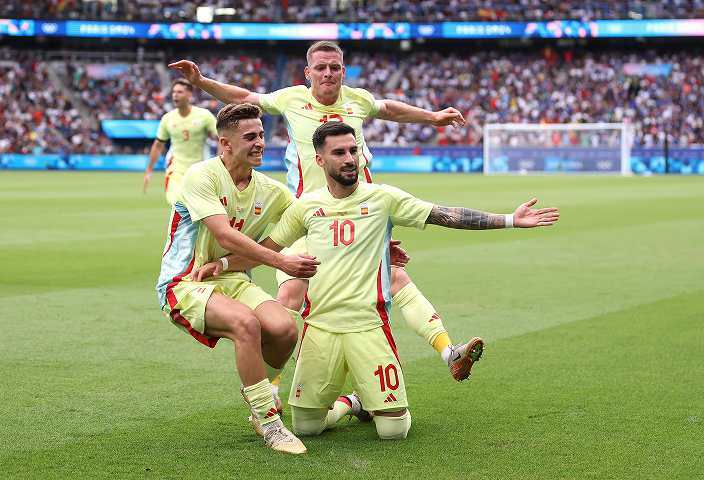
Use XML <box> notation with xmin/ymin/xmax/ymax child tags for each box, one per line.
<box><xmin>254</xmin><ymin>200</ymin><xmax>263</xmax><ymax>215</ymax></box>
<box><xmin>360</xmin><ymin>202</ymin><xmax>369</xmax><ymax>215</ymax></box>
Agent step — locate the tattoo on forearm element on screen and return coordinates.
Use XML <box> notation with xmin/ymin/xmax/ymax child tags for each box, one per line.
<box><xmin>426</xmin><ymin>206</ymin><xmax>505</xmax><ymax>230</ymax></box>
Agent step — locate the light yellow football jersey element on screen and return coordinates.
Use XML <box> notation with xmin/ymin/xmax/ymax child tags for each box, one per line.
<box><xmin>156</xmin><ymin>157</ymin><xmax>293</xmax><ymax>301</ymax></box>
<box><xmin>259</xmin><ymin>85</ymin><xmax>379</xmax><ymax>196</ymax></box>
<box><xmin>269</xmin><ymin>182</ymin><xmax>433</xmax><ymax>333</ymax></box>
<box><xmin>156</xmin><ymin>106</ymin><xmax>217</xmax><ymax>176</ymax></box>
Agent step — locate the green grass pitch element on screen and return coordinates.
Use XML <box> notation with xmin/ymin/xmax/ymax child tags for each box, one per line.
<box><xmin>1</xmin><ymin>171</ymin><xmax>702</xmax><ymax>479</ymax></box>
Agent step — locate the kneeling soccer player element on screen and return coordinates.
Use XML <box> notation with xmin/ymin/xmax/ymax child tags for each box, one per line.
<box><xmin>201</xmin><ymin>121</ymin><xmax>560</xmax><ymax>440</ymax></box>
<box><xmin>155</xmin><ymin>103</ymin><xmax>319</xmax><ymax>454</ymax></box>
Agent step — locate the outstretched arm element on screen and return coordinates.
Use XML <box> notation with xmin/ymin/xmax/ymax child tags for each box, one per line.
<box><xmin>426</xmin><ymin>198</ymin><xmax>559</xmax><ymax>230</ymax></box>
<box><xmin>168</xmin><ymin>60</ymin><xmax>260</xmax><ymax>105</ymax></box>
<box><xmin>374</xmin><ymin>99</ymin><xmax>465</xmax><ymax>127</ymax></box>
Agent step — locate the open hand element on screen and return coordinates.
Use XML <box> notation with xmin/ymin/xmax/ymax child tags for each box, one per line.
<box><xmin>512</xmin><ymin>198</ymin><xmax>560</xmax><ymax>228</ymax></box>
<box><xmin>168</xmin><ymin>60</ymin><xmax>203</xmax><ymax>85</ymax></box>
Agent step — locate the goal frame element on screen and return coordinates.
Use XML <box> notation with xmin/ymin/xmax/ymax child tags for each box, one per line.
<box><xmin>482</xmin><ymin>123</ymin><xmax>632</xmax><ymax>175</ymax></box>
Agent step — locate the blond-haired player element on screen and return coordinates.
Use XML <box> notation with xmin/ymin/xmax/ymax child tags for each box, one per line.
<box><xmin>194</xmin><ymin>122</ymin><xmax>559</xmax><ymax>440</ymax></box>
<box><xmin>170</xmin><ymin>41</ymin><xmax>481</xmax><ymax>382</ymax></box>
<box><xmin>155</xmin><ymin>103</ymin><xmax>320</xmax><ymax>454</ymax></box>
<box><xmin>144</xmin><ymin>78</ymin><xmax>218</xmax><ymax>204</ymax></box>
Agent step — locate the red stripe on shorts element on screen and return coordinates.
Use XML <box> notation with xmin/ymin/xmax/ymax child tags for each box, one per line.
<box><xmin>301</xmin><ymin>293</ymin><xmax>311</xmax><ymax>319</ymax></box>
<box><xmin>170</xmin><ymin>309</ymin><xmax>219</xmax><ymax>348</ymax></box>
<box><xmin>376</xmin><ymin>263</ymin><xmax>400</xmax><ymax>364</ymax></box>
<box><xmin>165</xmin><ymin>254</ymin><xmax>195</xmax><ymax>310</ymax></box>
<box><xmin>296</xmin><ymin>322</ymin><xmax>309</xmax><ymax>362</ymax></box>
<box><xmin>162</xmin><ymin>211</ymin><xmax>182</xmax><ymax>257</ymax></box>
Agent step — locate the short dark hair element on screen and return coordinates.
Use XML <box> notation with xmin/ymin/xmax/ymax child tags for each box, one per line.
<box><xmin>312</xmin><ymin>122</ymin><xmax>356</xmax><ymax>152</ymax></box>
<box><xmin>171</xmin><ymin>78</ymin><xmax>193</xmax><ymax>92</ymax></box>
<box><xmin>216</xmin><ymin>103</ymin><xmax>262</xmax><ymax>133</ymax></box>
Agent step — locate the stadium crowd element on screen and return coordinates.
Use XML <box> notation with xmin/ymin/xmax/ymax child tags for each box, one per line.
<box><xmin>1</xmin><ymin>47</ymin><xmax>703</xmax><ymax>154</ymax></box>
<box><xmin>0</xmin><ymin>50</ymin><xmax>277</xmax><ymax>154</ymax></box>
<box><xmin>354</xmin><ymin>49</ymin><xmax>704</xmax><ymax>148</ymax></box>
<box><xmin>0</xmin><ymin>50</ymin><xmax>114</xmax><ymax>155</ymax></box>
<box><xmin>2</xmin><ymin>0</ymin><xmax>704</xmax><ymax>22</ymax></box>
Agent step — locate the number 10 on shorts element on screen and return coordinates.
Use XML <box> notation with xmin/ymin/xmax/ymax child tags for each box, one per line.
<box><xmin>374</xmin><ymin>364</ymin><xmax>399</xmax><ymax>391</ymax></box>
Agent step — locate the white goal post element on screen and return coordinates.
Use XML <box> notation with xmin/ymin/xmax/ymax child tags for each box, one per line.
<box><xmin>483</xmin><ymin>123</ymin><xmax>633</xmax><ymax>175</ymax></box>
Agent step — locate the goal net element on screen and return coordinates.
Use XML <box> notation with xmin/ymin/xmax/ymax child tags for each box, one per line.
<box><xmin>483</xmin><ymin>123</ymin><xmax>632</xmax><ymax>174</ymax></box>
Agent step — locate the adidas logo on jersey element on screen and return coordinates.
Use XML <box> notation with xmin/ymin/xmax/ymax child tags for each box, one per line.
<box><xmin>219</xmin><ymin>196</ymin><xmax>228</xmax><ymax>207</ymax></box>
<box><xmin>312</xmin><ymin>208</ymin><xmax>326</xmax><ymax>217</ymax></box>
<box><xmin>429</xmin><ymin>313</ymin><xmax>441</xmax><ymax>323</ymax></box>
<box><xmin>384</xmin><ymin>393</ymin><xmax>398</xmax><ymax>403</ymax></box>
<box><xmin>303</xmin><ymin>103</ymin><xmax>314</xmax><ymax>110</ymax></box>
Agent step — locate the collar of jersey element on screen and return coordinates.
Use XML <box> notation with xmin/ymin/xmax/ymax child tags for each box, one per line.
<box><xmin>308</xmin><ymin>86</ymin><xmax>345</xmax><ymax>109</ymax></box>
<box><xmin>216</xmin><ymin>158</ymin><xmax>256</xmax><ymax>195</ymax></box>
<box><xmin>322</xmin><ymin>181</ymin><xmax>362</xmax><ymax>202</ymax></box>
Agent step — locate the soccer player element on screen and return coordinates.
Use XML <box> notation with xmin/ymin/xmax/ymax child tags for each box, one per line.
<box><xmin>155</xmin><ymin>103</ymin><xmax>320</xmax><ymax>454</ymax></box>
<box><xmin>193</xmin><ymin>122</ymin><xmax>560</xmax><ymax>440</ymax></box>
<box><xmin>170</xmin><ymin>41</ymin><xmax>479</xmax><ymax>381</ymax></box>
<box><xmin>144</xmin><ymin>78</ymin><xmax>218</xmax><ymax>204</ymax></box>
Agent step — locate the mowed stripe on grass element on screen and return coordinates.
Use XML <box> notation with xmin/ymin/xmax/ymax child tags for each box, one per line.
<box><xmin>1</xmin><ymin>171</ymin><xmax>702</xmax><ymax>479</ymax></box>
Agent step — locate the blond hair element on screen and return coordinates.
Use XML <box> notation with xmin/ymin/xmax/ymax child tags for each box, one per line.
<box><xmin>306</xmin><ymin>41</ymin><xmax>344</xmax><ymax>65</ymax></box>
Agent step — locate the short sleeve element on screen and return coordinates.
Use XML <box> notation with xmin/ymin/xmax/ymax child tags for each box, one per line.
<box><xmin>206</xmin><ymin>110</ymin><xmax>217</xmax><ymax>136</ymax></box>
<box><xmin>269</xmin><ymin>201</ymin><xmax>306</xmax><ymax>248</ymax></box>
<box><xmin>259</xmin><ymin>87</ymin><xmax>292</xmax><ymax>115</ymax></box>
<box><xmin>180</xmin><ymin>167</ymin><xmax>226</xmax><ymax>222</ymax></box>
<box><xmin>268</xmin><ymin>181</ymin><xmax>295</xmax><ymax>224</ymax></box>
<box><xmin>383</xmin><ymin>184</ymin><xmax>433</xmax><ymax>229</ymax></box>
<box><xmin>156</xmin><ymin>114</ymin><xmax>169</xmax><ymax>142</ymax></box>
<box><xmin>354</xmin><ymin>87</ymin><xmax>379</xmax><ymax>117</ymax></box>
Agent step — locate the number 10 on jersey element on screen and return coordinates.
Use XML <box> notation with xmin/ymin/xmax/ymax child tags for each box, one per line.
<box><xmin>329</xmin><ymin>219</ymin><xmax>355</xmax><ymax>246</ymax></box>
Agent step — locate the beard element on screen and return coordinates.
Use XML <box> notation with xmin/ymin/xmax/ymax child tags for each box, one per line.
<box><xmin>329</xmin><ymin>169</ymin><xmax>358</xmax><ymax>186</ymax></box>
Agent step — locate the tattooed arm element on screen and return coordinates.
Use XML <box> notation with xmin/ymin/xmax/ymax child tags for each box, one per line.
<box><xmin>426</xmin><ymin>198</ymin><xmax>560</xmax><ymax>230</ymax></box>
<box><xmin>426</xmin><ymin>206</ymin><xmax>507</xmax><ymax>229</ymax></box>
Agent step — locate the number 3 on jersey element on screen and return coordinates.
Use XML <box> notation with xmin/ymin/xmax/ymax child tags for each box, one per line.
<box><xmin>329</xmin><ymin>219</ymin><xmax>354</xmax><ymax>246</ymax></box>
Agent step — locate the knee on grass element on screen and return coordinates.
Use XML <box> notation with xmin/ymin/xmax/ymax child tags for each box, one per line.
<box><xmin>291</xmin><ymin>407</ymin><xmax>327</xmax><ymax>436</ymax></box>
<box><xmin>373</xmin><ymin>409</ymin><xmax>411</xmax><ymax>440</ymax></box>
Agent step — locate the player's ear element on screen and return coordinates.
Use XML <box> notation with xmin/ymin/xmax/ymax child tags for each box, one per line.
<box><xmin>315</xmin><ymin>153</ymin><xmax>324</xmax><ymax>167</ymax></box>
<box><xmin>304</xmin><ymin>65</ymin><xmax>311</xmax><ymax>82</ymax></box>
<box><xmin>219</xmin><ymin>136</ymin><xmax>231</xmax><ymax>153</ymax></box>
